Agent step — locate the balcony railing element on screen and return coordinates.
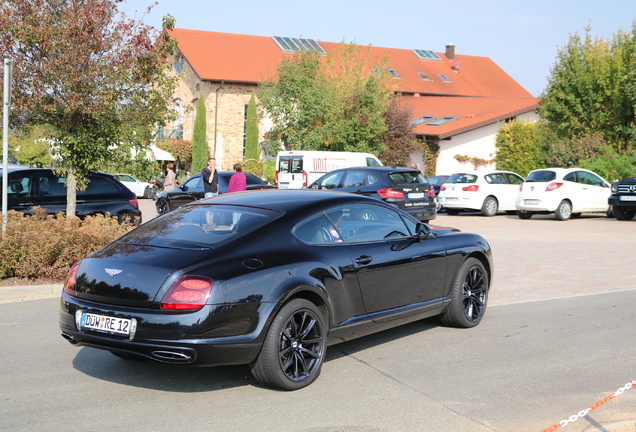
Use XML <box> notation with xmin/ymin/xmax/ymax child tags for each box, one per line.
<box><xmin>155</xmin><ymin>128</ymin><xmax>184</xmax><ymax>140</ymax></box>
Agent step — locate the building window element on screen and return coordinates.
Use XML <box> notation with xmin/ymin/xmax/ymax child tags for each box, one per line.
<box><xmin>411</xmin><ymin>116</ymin><xmax>436</xmax><ymax>125</ymax></box>
<box><xmin>243</xmin><ymin>104</ymin><xmax>248</xmax><ymax>158</ymax></box>
<box><xmin>417</xmin><ymin>72</ymin><xmax>431</xmax><ymax>81</ymax></box>
<box><xmin>439</xmin><ymin>73</ymin><xmax>452</xmax><ymax>83</ymax></box>
<box><xmin>426</xmin><ymin>116</ymin><xmax>458</xmax><ymax>126</ymax></box>
<box><xmin>386</xmin><ymin>67</ymin><xmax>400</xmax><ymax>78</ymax></box>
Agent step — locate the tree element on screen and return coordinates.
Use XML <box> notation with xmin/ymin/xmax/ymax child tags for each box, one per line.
<box><xmin>495</xmin><ymin>120</ymin><xmax>544</xmax><ymax>176</ymax></box>
<box><xmin>245</xmin><ymin>93</ymin><xmax>260</xmax><ymax>159</ymax></box>
<box><xmin>540</xmin><ymin>23</ymin><xmax>636</xmax><ymax>154</ymax></box>
<box><xmin>7</xmin><ymin>124</ymin><xmax>55</xmax><ymax>167</ymax></box>
<box><xmin>258</xmin><ymin>52</ymin><xmax>335</xmax><ymax>151</ymax></box>
<box><xmin>191</xmin><ymin>96</ymin><xmax>208</xmax><ymax>174</ymax></box>
<box><xmin>0</xmin><ymin>0</ymin><xmax>178</xmax><ymax>218</ymax></box>
<box><xmin>380</xmin><ymin>98</ymin><xmax>417</xmax><ymax>167</ymax></box>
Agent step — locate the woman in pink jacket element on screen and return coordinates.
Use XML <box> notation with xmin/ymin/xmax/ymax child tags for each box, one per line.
<box><xmin>227</xmin><ymin>163</ymin><xmax>247</xmax><ymax>193</ymax></box>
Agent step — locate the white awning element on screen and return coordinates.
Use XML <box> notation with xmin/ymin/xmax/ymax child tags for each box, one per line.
<box><xmin>152</xmin><ymin>146</ymin><xmax>174</xmax><ymax>161</ymax></box>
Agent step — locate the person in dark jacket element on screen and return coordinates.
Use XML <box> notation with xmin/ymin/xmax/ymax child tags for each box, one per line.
<box><xmin>202</xmin><ymin>157</ymin><xmax>218</xmax><ymax>198</ymax></box>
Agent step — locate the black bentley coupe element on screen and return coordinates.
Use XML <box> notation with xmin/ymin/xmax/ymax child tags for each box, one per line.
<box><xmin>59</xmin><ymin>189</ymin><xmax>492</xmax><ymax>390</ymax></box>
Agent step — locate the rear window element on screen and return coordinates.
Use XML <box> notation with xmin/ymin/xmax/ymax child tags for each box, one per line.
<box><xmin>388</xmin><ymin>171</ymin><xmax>428</xmax><ymax>185</ymax></box>
<box><xmin>278</xmin><ymin>156</ymin><xmax>303</xmax><ymax>174</ymax></box>
<box><xmin>79</xmin><ymin>176</ymin><xmax>121</xmax><ymax>195</ymax></box>
<box><xmin>526</xmin><ymin>170</ymin><xmax>556</xmax><ymax>182</ymax></box>
<box><xmin>118</xmin><ymin>204</ymin><xmax>282</xmax><ymax>248</ymax></box>
<box><xmin>447</xmin><ymin>174</ymin><xmax>477</xmax><ymax>184</ymax></box>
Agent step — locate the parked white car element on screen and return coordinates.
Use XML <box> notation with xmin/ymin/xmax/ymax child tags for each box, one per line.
<box><xmin>112</xmin><ymin>174</ymin><xmax>152</xmax><ymax>198</ymax></box>
<box><xmin>438</xmin><ymin>170</ymin><xmax>525</xmax><ymax>216</ymax></box>
<box><xmin>516</xmin><ymin>168</ymin><xmax>612</xmax><ymax>221</ymax></box>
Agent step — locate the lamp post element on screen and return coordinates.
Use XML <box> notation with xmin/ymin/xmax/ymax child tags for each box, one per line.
<box><xmin>2</xmin><ymin>56</ymin><xmax>13</xmax><ymax>237</ymax></box>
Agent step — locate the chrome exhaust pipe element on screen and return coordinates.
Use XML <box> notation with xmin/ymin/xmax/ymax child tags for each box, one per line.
<box><xmin>61</xmin><ymin>332</ymin><xmax>77</xmax><ymax>344</ymax></box>
<box><xmin>152</xmin><ymin>350</ymin><xmax>192</xmax><ymax>362</ymax></box>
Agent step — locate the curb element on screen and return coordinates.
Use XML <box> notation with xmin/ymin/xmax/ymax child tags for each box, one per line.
<box><xmin>0</xmin><ymin>285</ymin><xmax>62</xmax><ymax>304</ymax></box>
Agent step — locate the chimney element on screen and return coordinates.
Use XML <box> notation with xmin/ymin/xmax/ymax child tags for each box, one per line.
<box><xmin>445</xmin><ymin>44</ymin><xmax>455</xmax><ymax>61</ymax></box>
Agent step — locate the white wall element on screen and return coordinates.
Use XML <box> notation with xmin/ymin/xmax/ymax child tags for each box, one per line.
<box><xmin>410</xmin><ymin>111</ymin><xmax>538</xmax><ymax>175</ymax></box>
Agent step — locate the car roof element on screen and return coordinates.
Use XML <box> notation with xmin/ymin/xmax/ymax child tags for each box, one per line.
<box><xmin>190</xmin><ymin>189</ymin><xmax>390</xmax><ymax>215</ymax></box>
<box><xmin>329</xmin><ymin>166</ymin><xmax>421</xmax><ymax>173</ymax></box>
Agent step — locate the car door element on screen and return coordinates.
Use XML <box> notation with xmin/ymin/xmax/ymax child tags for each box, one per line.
<box><xmin>4</xmin><ymin>171</ymin><xmax>36</xmax><ymax>214</ymax></box>
<box><xmin>32</xmin><ymin>171</ymin><xmax>77</xmax><ymax>215</ymax></box>
<box><xmin>575</xmin><ymin>170</ymin><xmax>611</xmax><ymax>211</ymax></box>
<box><xmin>500</xmin><ymin>172</ymin><xmax>525</xmax><ymax>210</ymax></box>
<box><xmin>168</xmin><ymin>175</ymin><xmax>204</xmax><ymax>207</ymax></box>
<box><xmin>338</xmin><ymin>204</ymin><xmax>447</xmax><ymax>322</ymax></box>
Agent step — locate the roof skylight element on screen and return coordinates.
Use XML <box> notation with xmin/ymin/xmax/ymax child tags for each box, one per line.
<box><xmin>417</xmin><ymin>72</ymin><xmax>431</xmax><ymax>81</ymax></box>
<box><xmin>411</xmin><ymin>116</ymin><xmax>436</xmax><ymax>125</ymax></box>
<box><xmin>386</xmin><ymin>67</ymin><xmax>400</xmax><ymax>78</ymax></box>
<box><xmin>426</xmin><ymin>116</ymin><xmax>459</xmax><ymax>126</ymax></box>
<box><xmin>273</xmin><ymin>36</ymin><xmax>326</xmax><ymax>55</ymax></box>
<box><xmin>412</xmin><ymin>49</ymin><xmax>442</xmax><ymax>61</ymax></box>
<box><xmin>439</xmin><ymin>73</ymin><xmax>452</xmax><ymax>83</ymax></box>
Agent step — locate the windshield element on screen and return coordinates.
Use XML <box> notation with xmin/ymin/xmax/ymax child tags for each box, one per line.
<box><xmin>119</xmin><ymin>204</ymin><xmax>283</xmax><ymax>248</ymax></box>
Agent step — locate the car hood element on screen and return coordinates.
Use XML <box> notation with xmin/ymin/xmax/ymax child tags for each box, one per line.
<box><xmin>71</xmin><ymin>243</ymin><xmax>210</xmax><ymax>308</ymax></box>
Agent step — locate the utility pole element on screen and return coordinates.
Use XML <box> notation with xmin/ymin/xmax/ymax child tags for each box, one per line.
<box><xmin>2</xmin><ymin>56</ymin><xmax>13</xmax><ymax>237</ymax></box>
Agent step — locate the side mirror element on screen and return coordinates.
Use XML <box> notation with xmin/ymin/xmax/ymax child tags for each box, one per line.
<box><xmin>181</xmin><ymin>185</ymin><xmax>188</xmax><ymax>191</ymax></box>
<box><xmin>415</xmin><ymin>222</ymin><xmax>431</xmax><ymax>242</ymax></box>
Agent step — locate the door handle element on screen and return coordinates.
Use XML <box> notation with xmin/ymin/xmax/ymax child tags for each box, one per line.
<box><xmin>355</xmin><ymin>255</ymin><xmax>373</xmax><ymax>265</ymax></box>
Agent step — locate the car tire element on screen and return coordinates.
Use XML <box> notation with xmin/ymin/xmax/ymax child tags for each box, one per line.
<box><xmin>516</xmin><ymin>211</ymin><xmax>533</xmax><ymax>219</ymax></box>
<box><xmin>445</xmin><ymin>209</ymin><xmax>461</xmax><ymax>216</ymax></box>
<box><xmin>612</xmin><ymin>206</ymin><xmax>636</xmax><ymax>221</ymax></box>
<box><xmin>440</xmin><ymin>257</ymin><xmax>489</xmax><ymax>328</ymax></box>
<box><xmin>143</xmin><ymin>186</ymin><xmax>153</xmax><ymax>199</ymax></box>
<box><xmin>480</xmin><ymin>196</ymin><xmax>498</xmax><ymax>217</ymax></box>
<box><xmin>555</xmin><ymin>200</ymin><xmax>572</xmax><ymax>221</ymax></box>
<box><xmin>250</xmin><ymin>299</ymin><xmax>327</xmax><ymax>391</ymax></box>
<box><xmin>157</xmin><ymin>199</ymin><xmax>170</xmax><ymax>215</ymax></box>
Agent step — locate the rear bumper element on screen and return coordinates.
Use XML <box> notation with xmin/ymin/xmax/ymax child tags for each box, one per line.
<box><xmin>59</xmin><ymin>293</ymin><xmax>269</xmax><ymax>367</ymax></box>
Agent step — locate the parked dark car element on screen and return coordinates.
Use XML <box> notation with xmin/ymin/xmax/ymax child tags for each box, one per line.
<box><xmin>307</xmin><ymin>166</ymin><xmax>436</xmax><ymax>222</ymax></box>
<box><xmin>1</xmin><ymin>168</ymin><xmax>141</xmax><ymax>224</ymax></box>
<box><xmin>608</xmin><ymin>176</ymin><xmax>636</xmax><ymax>220</ymax></box>
<box><xmin>59</xmin><ymin>189</ymin><xmax>492</xmax><ymax>390</ymax></box>
<box><xmin>155</xmin><ymin>172</ymin><xmax>276</xmax><ymax>214</ymax></box>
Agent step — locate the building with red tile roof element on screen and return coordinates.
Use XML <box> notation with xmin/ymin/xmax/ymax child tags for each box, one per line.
<box><xmin>164</xmin><ymin>28</ymin><xmax>538</xmax><ymax>175</ymax></box>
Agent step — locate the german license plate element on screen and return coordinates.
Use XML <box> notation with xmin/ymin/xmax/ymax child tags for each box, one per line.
<box><xmin>80</xmin><ymin>312</ymin><xmax>132</xmax><ymax>336</ymax></box>
<box><xmin>409</xmin><ymin>192</ymin><xmax>425</xmax><ymax>199</ymax></box>
<box><xmin>524</xmin><ymin>199</ymin><xmax>540</xmax><ymax>205</ymax></box>
<box><xmin>619</xmin><ymin>196</ymin><xmax>636</xmax><ymax>201</ymax></box>
<box><xmin>445</xmin><ymin>197</ymin><xmax>459</xmax><ymax>202</ymax></box>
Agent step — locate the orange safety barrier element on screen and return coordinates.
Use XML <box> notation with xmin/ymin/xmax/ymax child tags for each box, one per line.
<box><xmin>540</xmin><ymin>380</ymin><xmax>636</xmax><ymax>432</ymax></box>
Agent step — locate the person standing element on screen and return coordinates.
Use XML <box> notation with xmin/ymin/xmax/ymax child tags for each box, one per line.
<box><xmin>163</xmin><ymin>162</ymin><xmax>177</xmax><ymax>192</ymax></box>
<box><xmin>202</xmin><ymin>157</ymin><xmax>218</xmax><ymax>198</ymax></box>
<box><xmin>227</xmin><ymin>163</ymin><xmax>247</xmax><ymax>193</ymax></box>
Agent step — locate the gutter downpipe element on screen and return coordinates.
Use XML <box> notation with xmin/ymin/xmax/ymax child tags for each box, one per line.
<box><xmin>213</xmin><ymin>81</ymin><xmax>224</xmax><ymax>159</ymax></box>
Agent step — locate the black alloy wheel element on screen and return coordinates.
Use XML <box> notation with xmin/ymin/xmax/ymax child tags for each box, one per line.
<box><xmin>157</xmin><ymin>199</ymin><xmax>170</xmax><ymax>215</ymax></box>
<box><xmin>250</xmin><ymin>299</ymin><xmax>327</xmax><ymax>390</ymax></box>
<box><xmin>440</xmin><ymin>257</ymin><xmax>489</xmax><ymax>328</ymax></box>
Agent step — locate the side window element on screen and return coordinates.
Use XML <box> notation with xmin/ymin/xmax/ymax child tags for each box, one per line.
<box><xmin>578</xmin><ymin>171</ymin><xmax>603</xmax><ymax>186</ymax></box>
<box><xmin>184</xmin><ymin>176</ymin><xmax>202</xmax><ymax>189</ymax></box>
<box><xmin>366</xmin><ymin>157</ymin><xmax>381</xmax><ymax>167</ymax></box>
<box><xmin>293</xmin><ymin>212</ymin><xmax>343</xmax><ymax>244</ymax></box>
<box><xmin>7</xmin><ymin>174</ymin><xmax>32</xmax><ymax>197</ymax></box>
<box><xmin>485</xmin><ymin>173</ymin><xmax>505</xmax><ymax>184</ymax></box>
<box><xmin>79</xmin><ymin>177</ymin><xmax>120</xmax><ymax>195</ymax></box>
<box><xmin>120</xmin><ymin>175</ymin><xmax>135</xmax><ymax>182</ymax></box>
<box><xmin>563</xmin><ymin>172</ymin><xmax>577</xmax><ymax>183</ymax></box>
<box><xmin>343</xmin><ymin>204</ymin><xmax>411</xmax><ymax>242</ymax></box>
<box><xmin>316</xmin><ymin>171</ymin><xmax>344</xmax><ymax>190</ymax></box>
<box><xmin>37</xmin><ymin>173</ymin><xmax>66</xmax><ymax>197</ymax></box>
<box><xmin>366</xmin><ymin>173</ymin><xmax>378</xmax><ymax>186</ymax></box>
<box><xmin>343</xmin><ymin>171</ymin><xmax>366</xmax><ymax>188</ymax></box>
<box><xmin>506</xmin><ymin>173</ymin><xmax>524</xmax><ymax>185</ymax></box>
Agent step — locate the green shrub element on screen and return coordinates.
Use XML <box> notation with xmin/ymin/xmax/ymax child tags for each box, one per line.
<box><xmin>0</xmin><ymin>208</ymin><xmax>133</xmax><ymax>281</ymax></box>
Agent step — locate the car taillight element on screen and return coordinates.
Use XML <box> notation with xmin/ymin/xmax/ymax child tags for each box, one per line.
<box><xmin>129</xmin><ymin>198</ymin><xmax>139</xmax><ymax>209</ymax></box>
<box><xmin>64</xmin><ymin>265</ymin><xmax>79</xmax><ymax>296</ymax></box>
<box><xmin>302</xmin><ymin>171</ymin><xmax>308</xmax><ymax>187</ymax></box>
<box><xmin>546</xmin><ymin>182</ymin><xmax>563</xmax><ymax>192</ymax></box>
<box><xmin>377</xmin><ymin>188</ymin><xmax>405</xmax><ymax>199</ymax></box>
<box><xmin>462</xmin><ymin>185</ymin><xmax>479</xmax><ymax>192</ymax></box>
<box><xmin>427</xmin><ymin>188</ymin><xmax>435</xmax><ymax>197</ymax></box>
<box><xmin>160</xmin><ymin>276</ymin><xmax>214</xmax><ymax>311</ymax></box>
<box><xmin>440</xmin><ymin>185</ymin><xmax>447</xmax><ymax>191</ymax></box>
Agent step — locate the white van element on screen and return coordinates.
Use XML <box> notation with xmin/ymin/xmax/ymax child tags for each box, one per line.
<box><xmin>276</xmin><ymin>151</ymin><xmax>383</xmax><ymax>189</ymax></box>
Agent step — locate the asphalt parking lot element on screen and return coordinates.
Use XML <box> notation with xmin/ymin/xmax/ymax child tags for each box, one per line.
<box><xmin>1</xmin><ymin>203</ymin><xmax>635</xmax><ymax>431</ymax></box>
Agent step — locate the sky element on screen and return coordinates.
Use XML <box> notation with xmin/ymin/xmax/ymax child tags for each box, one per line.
<box><xmin>120</xmin><ymin>0</ymin><xmax>635</xmax><ymax>97</ymax></box>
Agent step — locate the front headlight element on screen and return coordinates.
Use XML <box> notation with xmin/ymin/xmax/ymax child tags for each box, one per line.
<box><xmin>611</xmin><ymin>184</ymin><xmax>618</xmax><ymax>193</ymax></box>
